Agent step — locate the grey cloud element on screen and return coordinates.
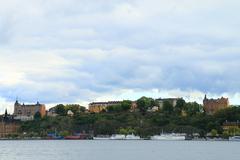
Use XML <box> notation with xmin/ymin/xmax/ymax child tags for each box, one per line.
<box><xmin>0</xmin><ymin>0</ymin><xmax>240</xmax><ymax>105</ymax></box>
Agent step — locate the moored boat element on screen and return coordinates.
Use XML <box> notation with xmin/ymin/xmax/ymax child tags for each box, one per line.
<box><xmin>110</xmin><ymin>134</ymin><xmax>125</xmax><ymax>140</ymax></box>
<box><xmin>125</xmin><ymin>134</ymin><xmax>141</xmax><ymax>140</ymax></box>
<box><xmin>65</xmin><ymin>133</ymin><xmax>92</xmax><ymax>140</ymax></box>
<box><xmin>151</xmin><ymin>133</ymin><xmax>185</xmax><ymax>141</ymax></box>
<box><xmin>229</xmin><ymin>136</ymin><xmax>240</xmax><ymax>141</ymax></box>
<box><xmin>93</xmin><ymin>135</ymin><xmax>111</xmax><ymax>140</ymax></box>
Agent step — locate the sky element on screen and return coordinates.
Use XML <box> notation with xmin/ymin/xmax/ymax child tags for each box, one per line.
<box><xmin>0</xmin><ymin>0</ymin><xmax>240</xmax><ymax>113</ymax></box>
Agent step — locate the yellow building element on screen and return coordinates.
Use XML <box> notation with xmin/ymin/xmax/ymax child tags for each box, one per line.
<box><xmin>14</xmin><ymin>100</ymin><xmax>46</xmax><ymax>121</ymax></box>
<box><xmin>89</xmin><ymin>101</ymin><xmax>122</xmax><ymax>113</ymax></box>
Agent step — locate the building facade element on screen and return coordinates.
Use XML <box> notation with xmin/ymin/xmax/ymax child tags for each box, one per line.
<box><xmin>89</xmin><ymin>101</ymin><xmax>122</xmax><ymax>113</ymax></box>
<box><xmin>0</xmin><ymin>110</ymin><xmax>20</xmax><ymax>137</ymax></box>
<box><xmin>47</xmin><ymin>107</ymin><xmax>58</xmax><ymax>117</ymax></box>
<box><xmin>13</xmin><ymin>101</ymin><xmax>46</xmax><ymax>121</ymax></box>
<box><xmin>203</xmin><ymin>95</ymin><xmax>229</xmax><ymax>115</ymax></box>
<box><xmin>222</xmin><ymin>121</ymin><xmax>240</xmax><ymax>131</ymax></box>
<box><xmin>0</xmin><ymin>122</ymin><xmax>20</xmax><ymax>137</ymax></box>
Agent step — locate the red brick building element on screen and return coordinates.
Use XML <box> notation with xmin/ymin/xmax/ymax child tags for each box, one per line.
<box><xmin>203</xmin><ymin>95</ymin><xmax>229</xmax><ymax>115</ymax></box>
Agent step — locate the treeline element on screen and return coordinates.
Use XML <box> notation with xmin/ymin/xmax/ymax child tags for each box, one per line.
<box><xmin>54</xmin><ymin>104</ymin><xmax>86</xmax><ymax>116</ymax></box>
<box><xmin>20</xmin><ymin>97</ymin><xmax>240</xmax><ymax>138</ymax></box>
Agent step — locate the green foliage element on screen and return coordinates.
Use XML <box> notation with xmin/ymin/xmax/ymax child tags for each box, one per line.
<box><xmin>121</xmin><ymin>100</ymin><xmax>132</xmax><ymax>111</ymax></box>
<box><xmin>222</xmin><ymin>131</ymin><xmax>229</xmax><ymax>138</ymax></box>
<box><xmin>55</xmin><ymin>104</ymin><xmax>66</xmax><ymax>116</ymax></box>
<box><xmin>34</xmin><ymin>111</ymin><xmax>41</xmax><ymax>120</ymax></box>
<box><xmin>162</xmin><ymin>101</ymin><xmax>174</xmax><ymax>115</ymax></box>
<box><xmin>174</xmin><ymin>99</ymin><xmax>186</xmax><ymax>115</ymax></box>
<box><xmin>137</xmin><ymin>97</ymin><xmax>155</xmax><ymax>113</ymax></box>
<box><xmin>227</xmin><ymin>127</ymin><xmax>240</xmax><ymax>136</ymax></box>
<box><xmin>184</xmin><ymin>102</ymin><xmax>202</xmax><ymax>116</ymax></box>
<box><xmin>119</xmin><ymin>127</ymin><xmax>136</xmax><ymax>135</ymax></box>
<box><xmin>66</xmin><ymin>104</ymin><xmax>86</xmax><ymax>114</ymax></box>
<box><xmin>59</xmin><ymin>131</ymin><xmax>70</xmax><ymax>137</ymax></box>
<box><xmin>210</xmin><ymin>129</ymin><xmax>218</xmax><ymax>137</ymax></box>
<box><xmin>106</xmin><ymin>100</ymin><xmax>132</xmax><ymax>112</ymax></box>
<box><xmin>151</xmin><ymin>116</ymin><xmax>169</xmax><ymax>126</ymax></box>
<box><xmin>55</xmin><ymin>104</ymin><xmax>86</xmax><ymax>116</ymax></box>
<box><xmin>214</xmin><ymin>107</ymin><xmax>240</xmax><ymax>123</ymax></box>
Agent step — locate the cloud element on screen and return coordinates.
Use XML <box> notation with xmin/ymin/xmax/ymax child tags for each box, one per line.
<box><xmin>0</xmin><ymin>0</ymin><xmax>240</xmax><ymax>112</ymax></box>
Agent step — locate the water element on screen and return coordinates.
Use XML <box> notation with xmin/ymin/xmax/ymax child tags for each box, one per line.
<box><xmin>0</xmin><ymin>140</ymin><xmax>239</xmax><ymax>160</ymax></box>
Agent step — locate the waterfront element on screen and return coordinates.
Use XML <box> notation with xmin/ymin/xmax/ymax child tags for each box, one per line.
<box><xmin>0</xmin><ymin>140</ymin><xmax>239</xmax><ymax>160</ymax></box>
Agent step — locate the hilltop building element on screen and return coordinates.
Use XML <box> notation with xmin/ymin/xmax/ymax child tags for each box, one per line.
<box><xmin>203</xmin><ymin>95</ymin><xmax>229</xmax><ymax>115</ymax></box>
<box><xmin>13</xmin><ymin>100</ymin><xmax>46</xmax><ymax>121</ymax></box>
<box><xmin>89</xmin><ymin>101</ymin><xmax>138</xmax><ymax>113</ymax></box>
<box><xmin>89</xmin><ymin>101</ymin><xmax>122</xmax><ymax>113</ymax></box>
<box><xmin>47</xmin><ymin>107</ymin><xmax>58</xmax><ymax>117</ymax></box>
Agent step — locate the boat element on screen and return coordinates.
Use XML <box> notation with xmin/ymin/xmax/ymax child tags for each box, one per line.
<box><xmin>93</xmin><ymin>135</ymin><xmax>111</xmax><ymax>140</ymax></box>
<box><xmin>110</xmin><ymin>134</ymin><xmax>126</xmax><ymax>140</ymax></box>
<box><xmin>47</xmin><ymin>135</ymin><xmax>64</xmax><ymax>140</ymax></box>
<box><xmin>151</xmin><ymin>133</ymin><xmax>186</xmax><ymax>141</ymax></box>
<box><xmin>125</xmin><ymin>134</ymin><xmax>141</xmax><ymax>140</ymax></box>
<box><xmin>65</xmin><ymin>133</ymin><xmax>92</xmax><ymax>140</ymax></box>
<box><xmin>47</xmin><ymin>132</ymin><xmax>64</xmax><ymax>140</ymax></box>
<box><xmin>93</xmin><ymin>137</ymin><xmax>110</xmax><ymax>140</ymax></box>
<box><xmin>229</xmin><ymin>136</ymin><xmax>240</xmax><ymax>141</ymax></box>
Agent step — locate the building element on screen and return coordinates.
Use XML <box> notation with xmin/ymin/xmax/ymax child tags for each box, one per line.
<box><xmin>156</xmin><ymin>98</ymin><xmax>182</xmax><ymax>109</ymax></box>
<box><xmin>130</xmin><ymin>101</ymin><xmax>138</xmax><ymax>112</ymax></box>
<box><xmin>13</xmin><ymin>100</ymin><xmax>46</xmax><ymax>121</ymax></box>
<box><xmin>222</xmin><ymin>121</ymin><xmax>240</xmax><ymax>131</ymax></box>
<box><xmin>47</xmin><ymin>107</ymin><xmax>58</xmax><ymax>117</ymax></box>
<box><xmin>67</xmin><ymin>110</ymin><xmax>74</xmax><ymax>116</ymax></box>
<box><xmin>88</xmin><ymin>101</ymin><xmax>138</xmax><ymax>113</ymax></box>
<box><xmin>0</xmin><ymin>110</ymin><xmax>20</xmax><ymax>137</ymax></box>
<box><xmin>203</xmin><ymin>95</ymin><xmax>229</xmax><ymax>115</ymax></box>
<box><xmin>89</xmin><ymin>101</ymin><xmax>122</xmax><ymax>113</ymax></box>
<box><xmin>147</xmin><ymin>106</ymin><xmax>159</xmax><ymax>112</ymax></box>
<box><xmin>0</xmin><ymin>122</ymin><xmax>20</xmax><ymax>138</ymax></box>
<box><xmin>222</xmin><ymin>121</ymin><xmax>240</xmax><ymax>136</ymax></box>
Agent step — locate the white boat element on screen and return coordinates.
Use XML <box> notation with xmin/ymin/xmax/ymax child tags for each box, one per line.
<box><xmin>125</xmin><ymin>134</ymin><xmax>141</xmax><ymax>140</ymax></box>
<box><xmin>151</xmin><ymin>133</ymin><xmax>186</xmax><ymax>141</ymax></box>
<box><xmin>110</xmin><ymin>134</ymin><xmax>126</xmax><ymax>140</ymax></box>
<box><xmin>93</xmin><ymin>136</ymin><xmax>110</xmax><ymax>140</ymax></box>
<box><xmin>229</xmin><ymin>136</ymin><xmax>240</xmax><ymax>141</ymax></box>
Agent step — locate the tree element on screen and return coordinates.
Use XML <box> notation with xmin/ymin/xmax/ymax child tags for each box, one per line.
<box><xmin>65</xmin><ymin>104</ymin><xmax>86</xmax><ymax>114</ymax></box>
<box><xmin>121</xmin><ymin>100</ymin><xmax>132</xmax><ymax>111</ymax></box>
<box><xmin>184</xmin><ymin>102</ymin><xmax>202</xmax><ymax>116</ymax></box>
<box><xmin>66</xmin><ymin>104</ymin><xmax>80</xmax><ymax>114</ymax></box>
<box><xmin>59</xmin><ymin>131</ymin><xmax>70</xmax><ymax>137</ymax></box>
<box><xmin>106</xmin><ymin>101</ymin><xmax>132</xmax><ymax>113</ymax></box>
<box><xmin>79</xmin><ymin>106</ymin><xmax>86</xmax><ymax>112</ymax></box>
<box><xmin>55</xmin><ymin>104</ymin><xmax>66</xmax><ymax>116</ymax></box>
<box><xmin>119</xmin><ymin>127</ymin><xmax>136</xmax><ymax>135</ymax></box>
<box><xmin>137</xmin><ymin>97</ymin><xmax>154</xmax><ymax>113</ymax></box>
<box><xmin>210</xmin><ymin>129</ymin><xmax>218</xmax><ymax>137</ymax></box>
<box><xmin>34</xmin><ymin>111</ymin><xmax>41</xmax><ymax>120</ymax></box>
<box><xmin>206</xmin><ymin>122</ymin><xmax>222</xmax><ymax>133</ymax></box>
<box><xmin>162</xmin><ymin>101</ymin><xmax>174</xmax><ymax>115</ymax></box>
<box><xmin>106</xmin><ymin>105</ymin><xmax>115</xmax><ymax>112</ymax></box>
<box><xmin>222</xmin><ymin>131</ymin><xmax>229</xmax><ymax>139</ymax></box>
<box><xmin>174</xmin><ymin>99</ymin><xmax>186</xmax><ymax>115</ymax></box>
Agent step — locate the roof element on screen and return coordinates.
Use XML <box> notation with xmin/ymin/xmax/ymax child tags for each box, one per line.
<box><xmin>89</xmin><ymin>101</ymin><xmax>122</xmax><ymax>105</ymax></box>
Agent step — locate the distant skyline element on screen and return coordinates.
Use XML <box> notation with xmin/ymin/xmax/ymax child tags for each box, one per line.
<box><xmin>1</xmin><ymin>0</ymin><xmax>240</xmax><ymax>113</ymax></box>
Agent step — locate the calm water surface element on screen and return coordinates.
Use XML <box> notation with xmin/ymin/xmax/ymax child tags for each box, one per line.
<box><xmin>0</xmin><ymin>140</ymin><xmax>239</xmax><ymax>160</ymax></box>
